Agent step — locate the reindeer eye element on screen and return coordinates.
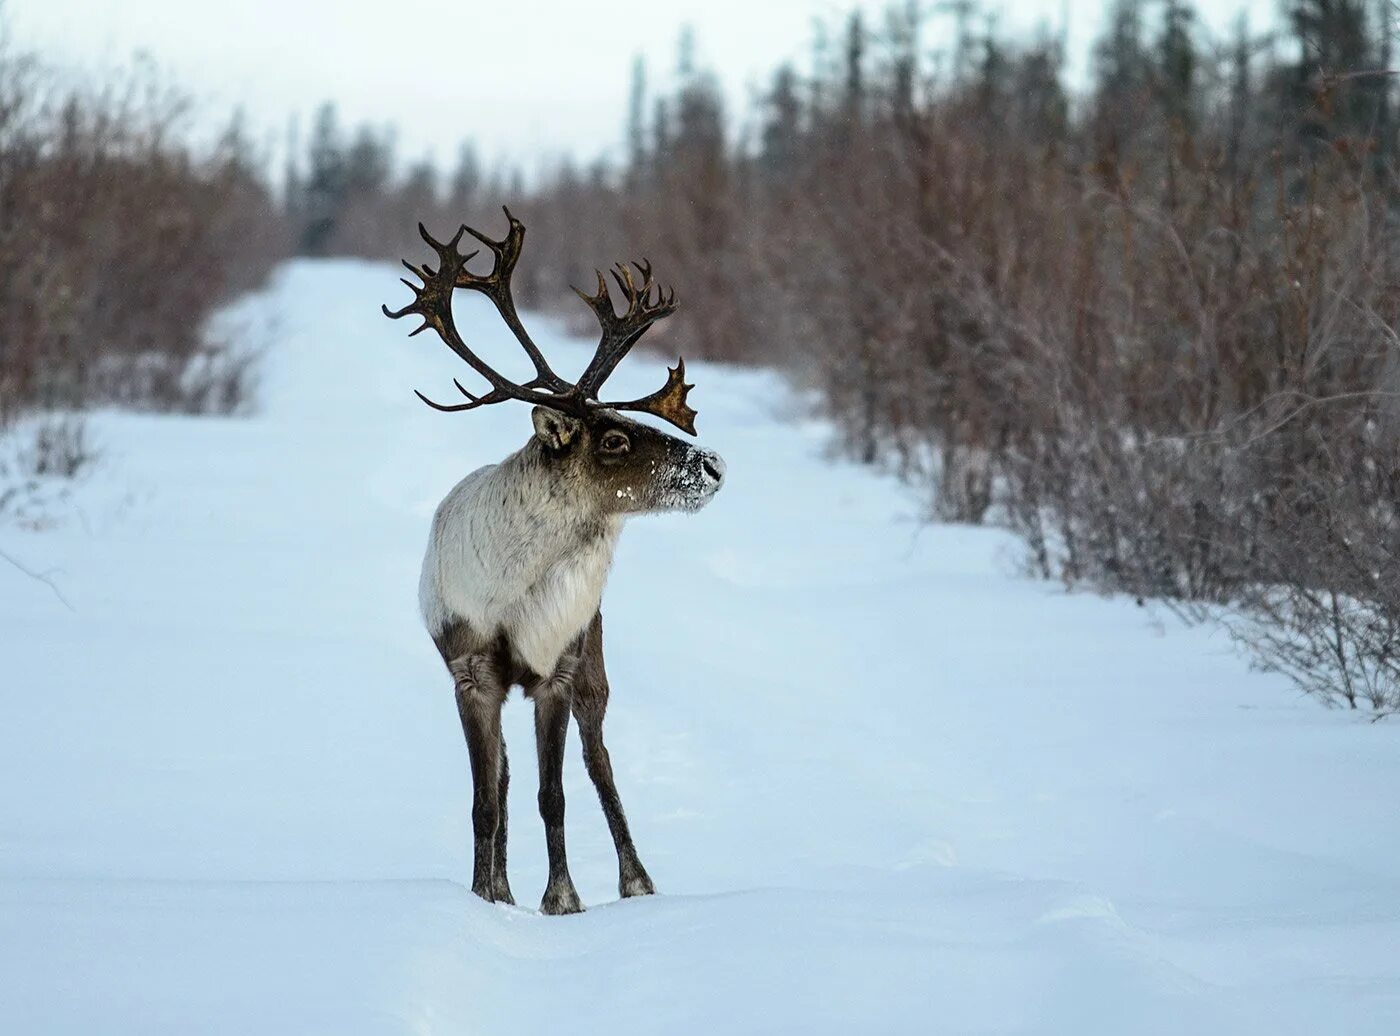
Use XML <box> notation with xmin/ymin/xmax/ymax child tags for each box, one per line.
<box><xmin>600</xmin><ymin>431</ymin><xmax>630</xmax><ymax>453</ymax></box>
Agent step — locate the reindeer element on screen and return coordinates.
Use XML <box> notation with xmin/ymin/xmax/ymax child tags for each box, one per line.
<box><xmin>383</xmin><ymin>209</ymin><xmax>725</xmax><ymax>914</ymax></box>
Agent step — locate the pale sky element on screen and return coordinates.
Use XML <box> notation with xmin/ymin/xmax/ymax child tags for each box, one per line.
<box><xmin>4</xmin><ymin>0</ymin><xmax>1277</xmax><ymax>176</ymax></box>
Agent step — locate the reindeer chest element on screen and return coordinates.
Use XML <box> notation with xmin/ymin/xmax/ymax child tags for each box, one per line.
<box><xmin>424</xmin><ymin>467</ymin><xmax>622</xmax><ymax>678</ymax></box>
<box><xmin>504</xmin><ymin>530</ymin><xmax>618</xmax><ymax>676</ymax></box>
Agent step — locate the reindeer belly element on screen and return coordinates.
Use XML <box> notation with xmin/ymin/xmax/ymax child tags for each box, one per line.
<box><xmin>429</xmin><ymin>552</ymin><xmax>608</xmax><ymax>676</ymax></box>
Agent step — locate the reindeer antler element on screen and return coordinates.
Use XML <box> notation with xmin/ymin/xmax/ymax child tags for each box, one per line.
<box><xmin>571</xmin><ymin>260</ymin><xmax>695</xmax><ymax>435</ymax></box>
<box><xmin>383</xmin><ymin>208</ymin><xmax>697</xmax><ymax>435</ymax></box>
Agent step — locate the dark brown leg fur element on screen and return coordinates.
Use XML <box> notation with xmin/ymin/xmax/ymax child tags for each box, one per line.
<box><xmin>534</xmin><ymin>686</ymin><xmax>583</xmax><ymax>914</ymax></box>
<box><xmin>492</xmin><ymin>732</ymin><xmax>514</xmax><ymax>904</ymax></box>
<box><xmin>574</xmin><ymin>613</ymin><xmax>656</xmax><ymax>899</ymax></box>
<box><xmin>434</xmin><ymin>614</ymin><xmax>652</xmax><ymax>911</ymax></box>
<box><xmin>437</xmin><ymin>621</ymin><xmax>512</xmax><ymax>905</ymax></box>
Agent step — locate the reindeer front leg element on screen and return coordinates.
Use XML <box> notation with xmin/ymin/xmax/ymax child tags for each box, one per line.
<box><xmin>530</xmin><ymin>652</ymin><xmax>585</xmax><ymax>915</ymax></box>
<box><xmin>492</xmin><ymin>731</ymin><xmax>514</xmax><ymax>904</ymax></box>
<box><xmin>450</xmin><ymin>653</ymin><xmax>509</xmax><ymax>902</ymax></box>
<box><xmin>574</xmin><ymin>613</ymin><xmax>655</xmax><ymax>899</ymax></box>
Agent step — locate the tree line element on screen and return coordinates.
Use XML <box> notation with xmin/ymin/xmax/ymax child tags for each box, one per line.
<box><xmin>510</xmin><ymin>0</ymin><xmax>1400</xmax><ymax>713</ymax></box>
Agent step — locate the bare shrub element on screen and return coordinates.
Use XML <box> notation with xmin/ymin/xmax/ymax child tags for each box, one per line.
<box><xmin>0</xmin><ymin>46</ymin><xmax>287</xmax><ymax>424</ymax></box>
<box><xmin>0</xmin><ymin>413</ymin><xmax>95</xmax><ymax>525</ymax></box>
<box><xmin>1218</xmin><ymin>421</ymin><xmax>1400</xmax><ymax>713</ymax></box>
<box><xmin>21</xmin><ymin>416</ymin><xmax>96</xmax><ymax>479</ymax></box>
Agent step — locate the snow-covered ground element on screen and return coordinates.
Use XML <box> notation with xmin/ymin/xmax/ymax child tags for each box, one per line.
<box><xmin>3</xmin><ymin>260</ymin><xmax>1398</xmax><ymax>1035</ymax></box>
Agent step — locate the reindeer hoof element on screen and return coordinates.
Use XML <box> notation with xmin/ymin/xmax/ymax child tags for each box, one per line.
<box><xmin>620</xmin><ymin>872</ymin><xmax>656</xmax><ymax>898</ymax></box>
<box><xmin>540</xmin><ymin>882</ymin><xmax>584</xmax><ymax>915</ymax></box>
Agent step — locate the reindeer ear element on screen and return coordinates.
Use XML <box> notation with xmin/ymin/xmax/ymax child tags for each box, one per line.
<box><xmin>531</xmin><ymin>407</ymin><xmax>582</xmax><ymax>450</ymax></box>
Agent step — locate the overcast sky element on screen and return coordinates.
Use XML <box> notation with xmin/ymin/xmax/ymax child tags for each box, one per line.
<box><xmin>5</xmin><ymin>0</ymin><xmax>1277</xmax><ymax>175</ymax></box>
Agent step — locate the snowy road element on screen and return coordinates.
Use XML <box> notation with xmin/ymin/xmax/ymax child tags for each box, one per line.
<box><xmin>3</xmin><ymin>261</ymin><xmax>1398</xmax><ymax>1034</ymax></box>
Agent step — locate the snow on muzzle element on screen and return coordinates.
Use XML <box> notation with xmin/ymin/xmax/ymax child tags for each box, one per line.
<box><xmin>665</xmin><ymin>445</ymin><xmax>726</xmax><ymax>512</ymax></box>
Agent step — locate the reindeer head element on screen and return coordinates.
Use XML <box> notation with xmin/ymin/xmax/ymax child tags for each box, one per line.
<box><xmin>383</xmin><ymin>208</ymin><xmax>725</xmax><ymax>517</ymax></box>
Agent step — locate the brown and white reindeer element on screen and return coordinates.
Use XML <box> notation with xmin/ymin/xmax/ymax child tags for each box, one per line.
<box><xmin>384</xmin><ymin>209</ymin><xmax>725</xmax><ymax>914</ymax></box>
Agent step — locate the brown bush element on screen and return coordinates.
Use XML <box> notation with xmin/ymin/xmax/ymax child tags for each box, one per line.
<box><xmin>0</xmin><ymin>50</ymin><xmax>288</xmax><ymax>424</ymax></box>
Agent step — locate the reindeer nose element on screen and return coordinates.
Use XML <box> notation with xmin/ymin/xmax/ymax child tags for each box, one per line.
<box><xmin>701</xmin><ymin>451</ymin><xmax>726</xmax><ymax>488</ymax></box>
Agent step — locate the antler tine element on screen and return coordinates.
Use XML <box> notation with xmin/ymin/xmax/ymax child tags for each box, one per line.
<box><xmin>385</xmin><ymin>218</ymin><xmax>572</xmax><ymax>415</ymax></box>
<box><xmin>411</xmin><ymin>382</ymin><xmax>517</xmax><ymax>413</ymax></box>
<box><xmin>608</xmin><ymin>259</ymin><xmax>668</xmax><ymax>318</ymax></box>
<box><xmin>610</xmin><ymin>261</ymin><xmax>637</xmax><ymax>302</ymax></box>
<box><xmin>571</xmin><ymin>269</ymin><xmax>612</xmax><ymax>321</ymax></box>
<box><xmin>414</xmin><ymin>389</ymin><xmax>480</xmax><ymax>413</ymax></box>
<box><xmin>415</xmin><ymin>222</ymin><xmax>468</xmax><ymax>268</ymax></box>
<box><xmin>572</xmin><ymin>258</ymin><xmax>680</xmax><ymax>401</ymax></box>
<box><xmin>457</xmin><ymin>212</ymin><xmax>519</xmax><ymax>283</ymax></box>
